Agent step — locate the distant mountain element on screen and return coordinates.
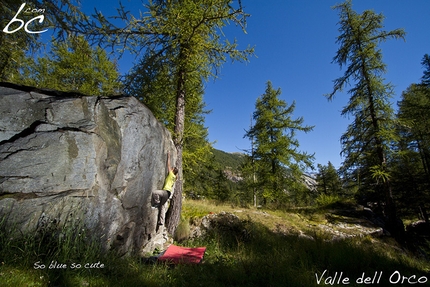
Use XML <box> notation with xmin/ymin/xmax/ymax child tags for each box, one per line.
<box><xmin>210</xmin><ymin>149</ymin><xmax>316</xmax><ymax>191</ymax></box>
<box><xmin>211</xmin><ymin>149</ymin><xmax>245</xmax><ymax>171</ymax></box>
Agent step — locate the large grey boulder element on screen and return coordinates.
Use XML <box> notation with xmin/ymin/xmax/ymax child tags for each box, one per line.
<box><xmin>0</xmin><ymin>82</ymin><xmax>176</xmax><ymax>256</ymax></box>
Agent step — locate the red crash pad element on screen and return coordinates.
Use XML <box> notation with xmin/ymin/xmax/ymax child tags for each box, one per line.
<box><xmin>158</xmin><ymin>244</ymin><xmax>206</xmax><ymax>264</ymax></box>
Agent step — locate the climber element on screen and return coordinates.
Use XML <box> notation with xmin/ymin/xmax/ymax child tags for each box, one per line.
<box><xmin>151</xmin><ymin>151</ymin><xmax>178</xmax><ymax>226</ymax></box>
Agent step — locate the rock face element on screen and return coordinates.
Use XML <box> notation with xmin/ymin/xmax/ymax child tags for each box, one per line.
<box><xmin>189</xmin><ymin>212</ymin><xmax>245</xmax><ymax>240</ymax></box>
<box><xmin>0</xmin><ymin>82</ymin><xmax>176</xmax><ymax>256</ymax></box>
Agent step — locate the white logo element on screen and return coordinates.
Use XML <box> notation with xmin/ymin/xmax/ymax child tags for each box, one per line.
<box><xmin>3</xmin><ymin>3</ymin><xmax>48</xmax><ymax>34</ymax></box>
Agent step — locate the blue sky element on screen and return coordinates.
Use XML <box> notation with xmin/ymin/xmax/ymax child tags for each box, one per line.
<box><xmin>75</xmin><ymin>1</ymin><xmax>430</xmax><ymax>169</ymax></box>
<box><xmin>202</xmin><ymin>0</ymin><xmax>430</xmax><ymax>169</ymax></box>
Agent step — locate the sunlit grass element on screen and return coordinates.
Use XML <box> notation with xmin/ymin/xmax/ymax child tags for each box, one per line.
<box><xmin>0</xmin><ymin>265</ymin><xmax>48</xmax><ymax>287</ymax></box>
<box><xmin>1</xmin><ymin>199</ymin><xmax>429</xmax><ymax>286</ymax></box>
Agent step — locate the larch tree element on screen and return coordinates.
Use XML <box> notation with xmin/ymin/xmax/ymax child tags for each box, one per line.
<box><xmin>398</xmin><ymin>84</ymin><xmax>430</xmax><ymax>180</ymax></box>
<box><xmin>124</xmin><ymin>49</ymin><xmax>214</xmax><ymax>201</ymax></box>
<box><xmin>326</xmin><ymin>0</ymin><xmax>406</xmax><ymax>240</ymax></box>
<box><xmin>1</xmin><ymin>0</ymin><xmax>87</xmax><ymax>81</ymax></box>
<box><xmin>421</xmin><ymin>54</ymin><xmax>430</xmax><ymax>86</ymax></box>
<box><xmin>316</xmin><ymin>162</ymin><xmax>342</xmax><ymax>195</ymax></box>
<box><xmin>14</xmin><ymin>36</ymin><xmax>121</xmax><ymax>96</ymax></box>
<box><xmin>84</xmin><ymin>0</ymin><xmax>253</xmax><ymax>234</ymax></box>
<box><xmin>245</xmin><ymin>81</ymin><xmax>314</xmax><ymax>206</ymax></box>
<box><xmin>395</xmin><ymin>55</ymin><xmax>430</xmax><ymax>216</ymax></box>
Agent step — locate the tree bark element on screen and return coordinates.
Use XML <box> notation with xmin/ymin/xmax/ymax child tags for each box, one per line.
<box><xmin>369</xmin><ymin>91</ymin><xmax>404</xmax><ymax>242</ymax></box>
<box><xmin>356</xmin><ymin>37</ymin><xmax>405</xmax><ymax>242</ymax></box>
<box><xmin>165</xmin><ymin>67</ymin><xmax>186</xmax><ymax>235</ymax></box>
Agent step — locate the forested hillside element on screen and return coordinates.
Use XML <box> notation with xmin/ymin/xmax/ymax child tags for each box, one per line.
<box><xmin>212</xmin><ymin>149</ymin><xmax>245</xmax><ymax>171</ymax></box>
<box><xmin>184</xmin><ymin>149</ymin><xmax>245</xmax><ymax>202</ymax></box>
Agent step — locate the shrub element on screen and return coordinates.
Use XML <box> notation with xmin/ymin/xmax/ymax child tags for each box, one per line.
<box><xmin>316</xmin><ymin>194</ymin><xmax>342</xmax><ymax>207</ymax></box>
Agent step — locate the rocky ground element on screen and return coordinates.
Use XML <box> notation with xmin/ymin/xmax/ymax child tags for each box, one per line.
<box><xmin>178</xmin><ymin>201</ymin><xmax>430</xmax><ymax>261</ymax></box>
<box><xmin>186</xmin><ymin>206</ymin><xmax>385</xmax><ymax>243</ymax></box>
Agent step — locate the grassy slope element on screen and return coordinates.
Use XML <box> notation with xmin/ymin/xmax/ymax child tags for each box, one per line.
<box><xmin>0</xmin><ymin>200</ymin><xmax>430</xmax><ymax>286</ymax></box>
<box><xmin>1</xmin><ymin>200</ymin><xmax>429</xmax><ymax>287</ymax></box>
<box><xmin>181</xmin><ymin>200</ymin><xmax>430</xmax><ymax>284</ymax></box>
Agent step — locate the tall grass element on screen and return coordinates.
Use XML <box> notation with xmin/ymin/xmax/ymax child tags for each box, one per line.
<box><xmin>0</xmin><ymin>209</ymin><xmax>103</xmax><ymax>287</ymax></box>
<box><xmin>1</xmin><ymin>199</ymin><xmax>429</xmax><ymax>286</ymax></box>
<box><xmin>177</xmin><ymin>217</ymin><xmax>429</xmax><ymax>287</ymax></box>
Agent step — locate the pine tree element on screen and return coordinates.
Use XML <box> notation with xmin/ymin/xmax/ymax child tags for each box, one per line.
<box><xmin>327</xmin><ymin>0</ymin><xmax>406</xmax><ymax>240</ymax></box>
<box><xmin>245</xmin><ymin>81</ymin><xmax>314</xmax><ymax>206</ymax></box>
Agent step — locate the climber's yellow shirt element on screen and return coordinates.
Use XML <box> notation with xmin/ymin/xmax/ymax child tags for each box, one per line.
<box><xmin>162</xmin><ymin>170</ymin><xmax>176</xmax><ymax>192</ymax></box>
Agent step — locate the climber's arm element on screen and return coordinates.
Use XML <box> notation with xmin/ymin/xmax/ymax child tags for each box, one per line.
<box><xmin>167</xmin><ymin>151</ymin><xmax>173</xmax><ymax>172</ymax></box>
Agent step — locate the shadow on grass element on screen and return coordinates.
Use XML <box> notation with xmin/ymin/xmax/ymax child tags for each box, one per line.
<box><xmin>134</xmin><ymin>219</ymin><xmax>428</xmax><ymax>287</ymax></box>
<box><xmin>1</xmin><ymin>215</ymin><xmax>429</xmax><ymax>287</ymax></box>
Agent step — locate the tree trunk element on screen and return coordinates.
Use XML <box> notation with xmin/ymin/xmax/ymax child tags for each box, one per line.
<box><xmin>165</xmin><ymin>68</ymin><xmax>186</xmax><ymax>236</ymax></box>
<box><xmin>366</xmin><ymin>84</ymin><xmax>405</xmax><ymax>243</ymax></box>
<box><xmin>417</xmin><ymin>136</ymin><xmax>430</xmax><ymax>180</ymax></box>
<box><xmin>355</xmin><ymin>44</ymin><xmax>405</xmax><ymax>241</ymax></box>
<box><xmin>372</xmin><ymin>111</ymin><xmax>404</xmax><ymax>241</ymax></box>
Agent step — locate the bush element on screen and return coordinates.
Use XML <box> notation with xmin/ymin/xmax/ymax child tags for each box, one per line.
<box><xmin>316</xmin><ymin>194</ymin><xmax>342</xmax><ymax>207</ymax></box>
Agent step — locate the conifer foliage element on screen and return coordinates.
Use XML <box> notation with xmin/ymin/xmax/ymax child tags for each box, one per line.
<box><xmin>327</xmin><ymin>0</ymin><xmax>406</xmax><ymax>240</ymax></box>
<box><xmin>245</xmin><ymin>81</ymin><xmax>314</xmax><ymax>206</ymax></box>
<box><xmin>15</xmin><ymin>36</ymin><xmax>121</xmax><ymax>96</ymax></box>
<box><xmin>394</xmin><ymin>55</ymin><xmax>430</xmax><ymax>216</ymax></box>
<box><xmin>0</xmin><ymin>0</ymin><xmax>86</xmax><ymax>81</ymax></box>
<box><xmin>316</xmin><ymin>162</ymin><xmax>342</xmax><ymax>195</ymax></box>
<box><xmin>84</xmin><ymin>0</ymin><xmax>253</xmax><ymax>234</ymax></box>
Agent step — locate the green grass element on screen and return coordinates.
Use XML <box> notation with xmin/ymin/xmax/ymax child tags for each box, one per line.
<box><xmin>1</xmin><ymin>199</ymin><xmax>429</xmax><ymax>286</ymax></box>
